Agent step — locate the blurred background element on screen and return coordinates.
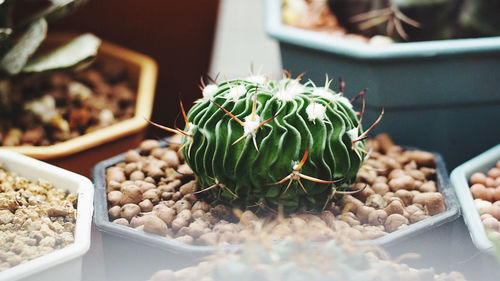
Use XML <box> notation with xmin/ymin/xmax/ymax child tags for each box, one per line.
<box><xmin>53</xmin><ymin>0</ymin><xmax>282</xmax><ymax>138</ymax></box>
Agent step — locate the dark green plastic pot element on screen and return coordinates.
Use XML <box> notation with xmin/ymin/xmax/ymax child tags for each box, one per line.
<box><xmin>265</xmin><ymin>0</ymin><xmax>500</xmax><ymax>168</ymax></box>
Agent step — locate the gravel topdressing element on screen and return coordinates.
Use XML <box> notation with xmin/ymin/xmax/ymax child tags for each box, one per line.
<box><xmin>105</xmin><ymin>133</ymin><xmax>446</xmax><ymax>246</ymax></box>
<box><xmin>0</xmin><ymin>165</ymin><xmax>77</xmax><ymax>271</ymax></box>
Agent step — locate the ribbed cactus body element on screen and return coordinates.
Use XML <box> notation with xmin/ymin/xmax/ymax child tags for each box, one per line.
<box><xmin>182</xmin><ymin>77</ymin><xmax>365</xmax><ymax>211</ymax></box>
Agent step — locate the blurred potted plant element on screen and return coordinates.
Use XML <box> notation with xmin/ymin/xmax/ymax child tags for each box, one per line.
<box><xmin>0</xmin><ymin>0</ymin><xmax>157</xmax><ymax>176</ymax></box>
<box><xmin>51</xmin><ymin>0</ymin><xmax>220</xmax><ymax>135</ymax></box>
<box><xmin>265</xmin><ymin>0</ymin><xmax>500</xmax><ymax>168</ymax></box>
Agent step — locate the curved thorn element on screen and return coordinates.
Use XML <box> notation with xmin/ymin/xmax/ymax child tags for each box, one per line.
<box><xmin>307</xmin><ymin>78</ymin><xmax>317</xmax><ymax>89</ymax></box>
<box><xmin>282</xmin><ymin>179</ymin><xmax>294</xmax><ymax>194</ymax></box>
<box><xmin>322</xmin><ymin>192</ymin><xmax>334</xmax><ymax>211</ymax></box>
<box><xmin>178</xmin><ymin>141</ymin><xmax>189</xmax><ymax>152</ymax></box>
<box><xmin>207</xmin><ymin>73</ymin><xmax>219</xmax><ymax>84</ymax></box>
<box><xmin>146</xmin><ymin>119</ymin><xmax>192</xmax><ymax>137</ymax></box>
<box><xmin>252</xmin><ymin>136</ymin><xmax>260</xmax><ymax>152</ymax></box>
<box><xmin>299</xmin><ymin>174</ymin><xmax>343</xmax><ymax>184</ymax></box>
<box><xmin>394</xmin><ymin>8</ymin><xmax>420</xmax><ymax>28</ymax></box>
<box><xmin>335</xmin><ymin>183</ymin><xmax>367</xmax><ymax>195</ymax></box>
<box><xmin>339</xmin><ymin>77</ymin><xmax>345</xmax><ymax>95</ymax></box>
<box><xmin>358</xmin><ymin>94</ymin><xmax>366</xmax><ymax>128</ymax></box>
<box><xmin>274</xmin><ymin>174</ymin><xmax>293</xmax><ymax>185</ymax></box>
<box><xmin>350</xmin><ymin>88</ymin><xmax>367</xmax><ymax>104</ymax></box>
<box><xmin>222</xmin><ymin>185</ymin><xmax>238</xmax><ymax>198</ymax></box>
<box><xmin>179</xmin><ymin>98</ymin><xmax>189</xmax><ymax>125</ymax></box>
<box><xmin>254</xmin><ymin>108</ymin><xmax>283</xmax><ymax>131</ymax></box>
<box><xmin>199</xmin><ymin>76</ymin><xmax>206</xmax><ymax>89</ymax></box>
<box><xmin>353</xmin><ymin>146</ymin><xmax>363</xmax><ymax>161</ymax></box>
<box><xmin>296</xmin><ymin>72</ymin><xmax>305</xmax><ymax>82</ymax></box>
<box><xmin>297</xmin><ymin>179</ymin><xmax>308</xmax><ymax>194</ymax></box>
<box><xmin>296</xmin><ymin>145</ymin><xmax>309</xmax><ymax>170</ymax></box>
<box><xmin>174</xmin><ymin>124</ymin><xmax>190</xmax><ymax>137</ymax></box>
<box><xmin>358</xmin><ymin>15</ymin><xmax>391</xmax><ymax>30</ymax></box>
<box><xmin>387</xmin><ymin>18</ymin><xmax>395</xmax><ymax>37</ymax></box>
<box><xmin>232</xmin><ymin>134</ymin><xmax>247</xmax><ymax>146</ymax></box>
<box><xmin>283</xmin><ymin>70</ymin><xmax>291</xmax><ymax>79</ymax></box>
<box><xmin>324</xmin><ymin>73</ymin><xmax>332</xmax><ymax>89</ymax></box>
<box><xmin>349</xmin><ymin>7</ymin><xmax>391</xmax><ymax>23</ymax></box>
<box><xmin>251</xmin><ymin>88</ymin><xmax>258</xmax><ymax>121</ymax></box>
<box><xmin>187</xmin><ymin>140</ymin><xmax>193</xmax><ymax>159</ymax></box>
<box><xmin>193</xmin><ymin>183</ymin><xmax>218</xmax><ymax>194</ymax></box>
<box><xmin>394</xmin><ymin>18</ymin><xmax>409</xmax><ymax>41</ymax></box>
<box><xmin>356</xmin><ymin>107</ymin><xmax>385</xmax><ymax>141</ymax></box>
<box><xmin>210</xmin><ymin>100</ymin><xmax>245</xmax><ymax>126</ymax></box>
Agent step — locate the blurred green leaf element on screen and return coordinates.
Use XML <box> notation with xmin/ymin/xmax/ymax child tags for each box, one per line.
<box><xmin>0</xmin><ymin>17</ymin><xmax>47</xmax><ymax>75</ymax></box>
<box><xmin>16</xmin><ymin>0</ymin><xmax>88</xmax><ymax>32</ymax></box>
<box><xmin>22</xmin><ymin>33</ymin><xmax>101</xmax><ymax>73</ymax></box>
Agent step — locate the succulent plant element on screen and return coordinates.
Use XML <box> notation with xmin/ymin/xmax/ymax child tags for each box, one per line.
<box><xmin>327</xmin><ymin>0</ymin><xmax>460</xmax><ymax>41</ymax></box>
<box><xmin>152</xmin><ymin>74</ymin><xmax>383</xmax><ymax>212</ymax></box>
<box><xmin>0</xmin><ymin>0</ymin><xmax>100</xmax><ymax>113</ymax></box>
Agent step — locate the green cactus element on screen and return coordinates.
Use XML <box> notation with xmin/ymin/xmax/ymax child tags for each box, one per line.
<box><xmin>153</xmin><ymin>74</ymin><xmax>383</xmax><ymax>212</ymax></box>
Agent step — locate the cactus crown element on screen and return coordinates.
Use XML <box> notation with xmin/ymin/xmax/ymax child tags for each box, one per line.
<box><xmin>152</xmin><ymin>73</ymin><xmax>382</xmax><ymax>213</ymax></box>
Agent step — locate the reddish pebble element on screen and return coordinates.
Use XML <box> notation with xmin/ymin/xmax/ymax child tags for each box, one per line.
<box><xmin>483</xmin><ymin>217</ymin><xmax>499</xmax><ymax>231</ymax></box>
<box><xmin>489</xmin><ymin>205</ymin><xmax>500</xmax><ymax>220</ymax></box>
<box><xmin>494</xmin><ymin>187</ymin><xmax>500</xmax><ymax>202</ymax></box>
<box><xmin>487</xmin><ymin>188</ymin><xmax>496</xmax><ymax>202</ymax></box>
<box><xmin>481</xmin><ymin>213</ymin><xmax>494</xmax><ymax>220</ymax></box>
<box><xmin>470</xmin><ymin>184</ymin><xmax>489</xmax><ymax>201</ymax></box>
<box><xmin>470</xmin><ymin>173</ymin><xmax>487</xmax><ymax>185</ymax></box>
<box><xmin>486</xmin><ymin>177</ymin><xmax>497</xmax><ymax>188</ymax></box>
<box><xmin>488</xmin><ymin>168</ymin><xmax>500</xmax><ymax>179</ymax></box>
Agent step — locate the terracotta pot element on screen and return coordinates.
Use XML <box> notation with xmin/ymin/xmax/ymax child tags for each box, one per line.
<box><xmin>0</xmin><ymin>33</ymin><xmax>158</xmax><ymax>177</ymax></box>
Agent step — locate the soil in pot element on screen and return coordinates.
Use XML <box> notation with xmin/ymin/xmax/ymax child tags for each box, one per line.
<box><xmin>0</xmin><ymin>61</ymin><xmax>136</xmax><ymax>147</ymax></box>
<box><xmin>468</xmin><ymin>160</ymin><xmax>500</xmax><ymax>239</ymax></box>
<box><xmin>0</xmin><ymin>164</ymin><xmax>77</xmax><ymax>271</ymax></box>
<box><xmin>105</xmin><ymin>134</ymin><xmax>447</xmax><ymax>246</ymax></box>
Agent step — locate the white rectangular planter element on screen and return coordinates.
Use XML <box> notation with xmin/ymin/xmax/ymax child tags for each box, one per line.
<box><xmin>451</xmin><ymin>144</ymin><xmax>500</xmax><ymax>254</ymax></box>
<box><xmin>0</xmin><ymin>150</ymin><xmax>94</xmax><ymax>281</ymax></box>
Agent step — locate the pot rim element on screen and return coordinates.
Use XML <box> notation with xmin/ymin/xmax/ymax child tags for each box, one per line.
<box><xmin>0</xmin><ymin>33</ymin><xmax>158</xmax><ymax>160</ymax></box>
<box><xmin>450</xmin><ymin>143</ymin><xmax>500</xmax><ymax>254</ymax></box>
<box><xmin>0</xmin><ymin>150</ymin><xmax>94</xmax><ymax>281</ymax></box>
<box><xmin>264</xmin><ymin>0</ymin><xmax>500</xmax><ymax>60</ymax></box>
